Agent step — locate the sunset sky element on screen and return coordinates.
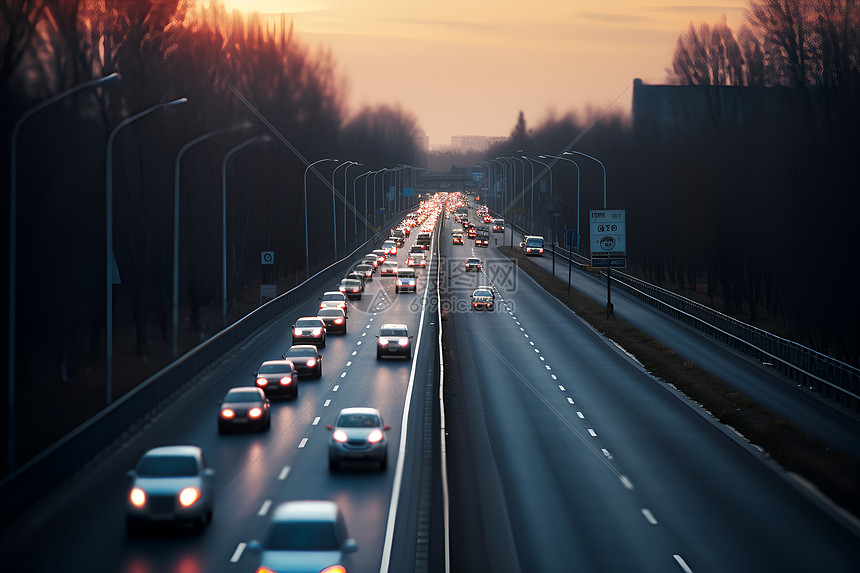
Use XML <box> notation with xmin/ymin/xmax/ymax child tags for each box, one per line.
<box><xmin>222</xmin><ymin>1</ymin><xmax>748</xmax><ymax>148</ymax></box>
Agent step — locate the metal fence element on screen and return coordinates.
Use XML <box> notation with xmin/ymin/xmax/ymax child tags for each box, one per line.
<box><xmin>498</xmin><ymin>214</ymin><xmax>860</xmax><ymax>411</ymax></box>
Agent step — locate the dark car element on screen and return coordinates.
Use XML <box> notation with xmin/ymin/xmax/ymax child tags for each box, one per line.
<box><xmin>339</xmin><ymin>278</ymin><xmax>363</xmax><ymax>299</ymax></box>
<box><xmin>292</xmin><ymin>316</ymin><xmax>327</xmax><ymax>347</ymax></box>
<box><xmin>345</xmin><ymin>271</ymin><xmax>366</xmax><ymax>289</ymax></box>
<box><xmin>376</xmin><ymin>323</ymin><xmax>413</xmax><ymax>360</ymax></box>
<box><xmin>284</xmin><ymin>344</ymin><xmax>323</xmax><ymax>379</ymax></box>
<box><xmin>354</xmin><ymin>263</ymin><xmax>374</xmax><ymax>281</ymax></box>
<box><xmin>319</xmin><ymin>291</ymin><xmax>348</xmax><ymax>317</ymax></box>
<box><xmin>254</xmin><ymin>359</ymin><xmax>298</xmax><ymax>398</ymax></box>
<box><xmin>471</xmin><ymin>287</ymin><xmax>495</xmax><ymax>310</ymax></box>
<box><xmin>317</xmin><ymin>307</ymin><xmax>347</xmax><ymax>334</ymax></box>
<box><xmin>218</xmin><ymin>387</ymin><xmax>271</xmax><ymax>433</ymax></box>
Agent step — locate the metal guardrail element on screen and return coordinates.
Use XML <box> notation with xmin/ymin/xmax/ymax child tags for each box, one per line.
<box><xmin>496</xmin><ymin>213</ymin><xmax>860</xmax><ymax>411</ymax></box>
<box><xmin>0</xmin><ymin>212</ymin><xmax>410</xmax><ymax>522</ymax></box>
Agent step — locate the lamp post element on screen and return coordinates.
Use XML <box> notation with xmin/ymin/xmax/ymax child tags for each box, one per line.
<box><xmin>221</xmin><ymin>135</ymin><xmax>269</xmax><ymax>326</ymax></box>
<box><xmin>107</xmin><ymin>97</ymin><xmax>188</xmax><ymax>406</ymax></box>
<box><xmin>353</xmin><ymin>169</ymin><xmax>374</xmax><ymax>243</ymax></box>
<box><xmin>343</xmin><ymin>161</ymin><xmax>361</xmax><ymax>252</ymax></box>
<box><xmin>541</xmin><ymin>154</ymin><xmax>580</xmax><ymax>252</ymax></box>
<box><xmin>523</xmin><ymin>156</ymin><xmax>552</xmax><ymax>237</ymax></box>
<box><xmin>8</xmin><ymin>72</ymin><xmax>120</xmax><ymax>472</ymax></box>
<box><xmin>331</xmin><ymin>160</ymin><xmax>354</xmax><ymax>261</ymax></box>
<box><xmin>304</xmin><ymin>158</ymin><xmax>338</xmax><ymax>278</ymax></box>
<box><xmin>564</xmin><ymin>150</ymin><xmax>606</xmax><ymax>209</ymax></box>
<box><xmin>519</xmin><ymin>153</ymin><xmax>535</xmax><ymax>230</ymax></box>
<box><xmin>173</xmin><ymin>122</ymin><xmax>249</xmax><ymax>359</ymax></box>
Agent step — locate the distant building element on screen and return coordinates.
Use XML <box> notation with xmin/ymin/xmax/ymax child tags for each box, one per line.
<box><xmin>450</xmin><ymin>135</ymin><xmax>506</xmax><ymax>151</ymax></box>
<box><xmin>417</xmin><ymin>131</ymin><xmax>430</xmax><ymax>151</ymax></box>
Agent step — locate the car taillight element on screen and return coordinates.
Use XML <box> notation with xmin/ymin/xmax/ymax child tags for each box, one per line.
<box><xmin>320</xmin><ymin>567</ymin><xmax>347</xmax><ymax>573</ymax></box>
<box><xmin>129</xmin><ymin>487</ymin><xmax>146</xmax><ymax>507</ymax></box>
<box><xmin>256</xmin><ymin>377</ymin><xmax>269</xmax><ymax>387</ymax></box>
<box><xmin>334</xmin><ymin>318</ymin><xmax>344</xmax><ymax>324</ymax></box>
<box><xmin>333</xmin><ymin>430</ymin><xmax>348</xmax><ymax>443</ymax></box>
<box><xmin>367</xmin><ymin>429</ymin><xmax>384</xmax><ymax>443</ymax></box>
<box><xmin>312</xmin><ymin>328</ymin><xmax>322</xmax><ymax>336</ymax></box>
<box><xmin>306</xmin><ymin>358</ymin><xmax>316</xmax><ymax>368</ymax></box>
<box><xmin>248</xmin><ymin>407</ymin><xmax>263</xmax><ymax>419</ymax></box>
<box><xmin>279</xmin><ymin>376</ymin><xmax>292</xmax><ymax>386</ymax></box>
<box><xmin>399</xmin><ymin>338</ymin><xmax>409</xmax><ymax>346</ymax></box>
<box><xmin>351</xmin><ymin>287</ymin><xmax>359</xmax><ymax>292</ymax></box>
<box><xmin>378</xmin><ymin>337</ymin><xmax>389</xmax><ymax>345</ymax></box>
<box><xmin>178</xmin><ymin>487</ymin><xmax>200</xmax><ymax>507</ymax></box>
<box><xmin>221</xmin><ymin>408</ymin><xmax>235</xmax><ymax>418</ymax></box>
<box><xmin>339</xmin><ymin>286</ymin><xmax>346</xmax><ymax>292</ymax></box>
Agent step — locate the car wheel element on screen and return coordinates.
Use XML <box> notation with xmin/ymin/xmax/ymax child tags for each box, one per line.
<box><xmin>265</xmin><ymin>415</ymin><xmax>272</xmax><ymax>429</ymax></box>
<box><xmin>405</xmin><ymin>350</ymin><xmax>411</xmax><ymax>360</ymax></box>
<box><xmin>125</xmin><ymin>517</ymin><xmax>141</xmax><ymax>539</ymax></box>
<box><xmin>380</xmin><ymin>454</ymin><xmax>387</xmax><ymax>471</ymax></box>
<box><xmin>329</xmin><ymin>458</ymin><xmax>339</xmax><ymax>472</ymax></box>
<box><xmin>315</xmin><ymin>365</ymin><xmax>322</xmax><ymax>379</ymax></box>
<box><xmin>377</xmin><ymin>351</ymin><xmax>382</xmax><ymax>360</ymax></box>
<box><xmin>218</xmin><ymin>423</ymin><xmax>227</xmax><ymax>435</ymax></box>
<box><xmin>321</xmin><ymin>336</ymin><xmax>326</xmax><ymax>348</ymax></box>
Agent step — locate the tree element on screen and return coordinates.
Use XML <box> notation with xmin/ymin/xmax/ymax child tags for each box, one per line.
<box><xmin>668</xmin><ymin>19</ymin><xmax>747</xmax><ymax>85</ymax></box>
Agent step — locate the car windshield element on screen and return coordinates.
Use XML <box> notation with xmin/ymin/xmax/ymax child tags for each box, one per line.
<box><xmin>341</xmin><ymin>280</ymin><xmax>359</xmax><ymax>286</ymax></box>
<box><xmin>474</xmin><ymin>290</ymin><xmax>493</xmax><ymax>298</ymax></box>
<box><xmin>467</xmin><ymin>258</ymin><xmax>480</xmax><ymax>264</ymax></box>
<box><xmin>337</xmin><ymin>413</ymin><xmax>380</xmax><ymax>427</ymax></box>
<box><xmin>318</xmin><ymin>309</ymin><xmax>343</xmax><ymax>317</ymax></box>
<box><xmin>136</xmin><ymin>455</ymin><xmax>198</xmax><ymax>477</ymax></box>
<box><xmin>286</xmin><ymin>348</ymin><xmax>316</xmax><ymax>358</ymax></box>
<box><xmin>296</xmin><ymin>319</ymin><xmax>321</xmax><ymax>327</ymax></box>
<box><xmin>321</xmin><ymin>294</ymin><xmax>344</xmax><ymax>302</ymax></box>
<box><xmin>380</xmin><ymin>328</ymin><xmax>407</xmax><ymax>336</ymax></box>
<box><xmin>526</xmin><ymin>237</ymin><xmax>543</xmax><ymax>246</ymax></box>
<box><xmin>264</xmin><ymin>522</ymin><xmax>339</xmax><ymax>551</ymax></box>
<box><xmin>225</xmin><ymin>391</ymin><xmax>261</xmax><ymax>402</ymax></box>
<box><xmin>258</xmin><ymin>363</ymin><xmax>291</xmax><ymax>374</ymax></box>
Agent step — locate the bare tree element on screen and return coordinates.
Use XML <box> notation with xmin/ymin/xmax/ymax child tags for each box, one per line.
<box><xmin>668</xmin><ymin>19</ymin><xmax>746</xmax><ymax>85</ymax></box>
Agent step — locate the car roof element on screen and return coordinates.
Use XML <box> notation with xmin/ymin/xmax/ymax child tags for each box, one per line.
<box><xmin>270</xmin><ymin>500</ymin><xmax>339</xmax><ymax>523</ymax></box>
<box><xmin>297</xmin><ymin>316</ymin><xmax>324</xmax><ymax>321</ymax></box>
<box><xmin>337</xmin><ymin>406</ymin><xmax>381</xmax><ymax>417</ymax></box>
<box><xmin>322</xmin><ymin>291</ymin><xmax>343</xmax><ymax>296</ymax></box>
<box><xmin>467</xmin><ymin>257</ymin><xmax>480</xmax><ymax>261</ymax></box>
<box><xmin>261</xmin><ymin>359</ymin><xmax>294</xmax><ymax>367</ymax></box>
<box><xmin>317</xmin><ymin>308</ymin><xmax>345</xmax><ymax>316</ymax></box>
<box><xmin>142</xmin><ymin>445</ymin><xmax>202</xmax><ymax>458</ymax></box>
<box><xmin>380</xmin><ymin>323</ymin><xmax>408</xmax><ymax>330</ymax></box>
<box><xmin>286</xmin><ymin>344</ymin><xmax>319</xmax><ymax>354</ymax></box>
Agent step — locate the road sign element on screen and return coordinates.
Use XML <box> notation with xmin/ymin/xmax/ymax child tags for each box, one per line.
<box><xmin>261</xmin><ymin>251</ymin><xmax>274</xmax><ymax>265</ymax></box>
<box><xmin>590</xmin><ymin>209</ymin><xmax>626</xmax><ymax>260</ymax></box>
<box><xmin>591</xmin><ymin>257</ymin><xmax>628</xmax><ymax>268</ymax></box>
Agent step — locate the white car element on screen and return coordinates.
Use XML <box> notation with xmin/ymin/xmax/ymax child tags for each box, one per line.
<box><xmin>125</xmin><ymin>445</ymin><xmax>215</xmax><ymax>536</ymax></box>
<box><xmin>328</xmin><ymin>407</ymin><xmax>390</xmax><ymax>471</ymax></box>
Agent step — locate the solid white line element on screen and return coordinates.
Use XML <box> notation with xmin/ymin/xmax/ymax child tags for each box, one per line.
<box><xmin>324</xmin><ymin>399</ymin><xmax>331</xmax><ymax>407</ymax></box>
<box><xmin>312</xmin><ymin>417</ymin><xmax>320</xmax><ymax>426</ymax></box>
<box><xmin>620</xmin><ymin>475</ymin><xmax>634</xmax><ymax>490</ymax></box>
<box><xmin>642</xmin><ymin>508</ymin><xmax>658</xmax><ymax>525</ymax></box>
<box><xmin>258</xmin><ymin>499</ymin><xmax>272</xmax><ymax>516</ymax></box>
<box><xmin>674</xmin><ymin>555</ymin><xmax>694</xmax><ymax>573</ymax></box>
<box><xmin>298</xmin><ymin>437</ymin><xmax>308</xmax><ymax>448</ymax></box>
<box><xmin>230</xmin><ymin>543</ymin><xmax>246</xmax><ymax>563</ymax></box>
<box><xmin>278</xmin><ymin>466</ymin><xmax>290</xmax><ymax>480</ymax></box>
<box><xmin>587</xmin><ymin>428</ymin><xmax>597</xmax><ymax>437</ymax></box>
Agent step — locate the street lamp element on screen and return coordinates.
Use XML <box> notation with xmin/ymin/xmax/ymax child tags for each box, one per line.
<box><xmin>564</xmin><ymin>150</ymin><xmax>606</xmax><ymax>208</ymax></box>
<box><xmin>107</xmin><ymin>97</ymin><xmax>188</xmax><ymax>405</ymax></box>
<box><xmin>221</xmin><ymin>135</ymin><xmax>269</xmax><ymax>326</ymax></box>
<box><xmin>8</xmin><ymin>72</ymin><xmax>120</xmax><ymax>472</ymax></box>
<box><xmin>523</xmin><ymin>155</ymin><xmax>553</xmax><ymax>238</ymax></box>
<box><xmin>353</xmin><ymin>169</ymin><xmax>374</xmax><ymax>243</ymax></box>
<box><xmin>541</xmin><ymin>154</ymin><xmax>580</xmax><ymax>252</ymax></box>
<box><xmin>173</xmin><ymin>122</ymin><xmax>249</xmax><ymax>359</ymax></box>
<box><xmin>304</xmin><ymin>158</ymin><xmax>338</xmax><ymax>278</ymax></box>
<box><xmin>343</xmin><ymin>161</ymin><xmax>361</xmax><ymax>252</ymax></box>
<box><xmin>331</xmin><ymin>160</ymin><xmax>356</xmax><ymax>261</ymax></box>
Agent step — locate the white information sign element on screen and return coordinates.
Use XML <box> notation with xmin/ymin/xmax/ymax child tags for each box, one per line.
<box><xmin>589</xmin><ymin>209</ymin><xmax>626</xmax><ymax>266</ymax></box>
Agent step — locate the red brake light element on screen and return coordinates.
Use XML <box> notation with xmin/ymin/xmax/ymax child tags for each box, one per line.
<box><xmin>248</xmin><ymin>407</ymin><xmax>263</xmax><ymax>419</ymax></box>
<box><xmin>306</xmin><ymin>358</ymin><xmax>317</xmax><ymax>367</ymax></box>
<box><xmin>279</xmin><ymin>376</ymin><xmax>292</xmax><ymax>386</ymax></box>
<box><xmin>256</xmin><ymin>377</ymin><xmax>268</xmax><ymax>387</ymax></box>
<box><xmin>334</xmin><ymin>318</ymin><xmax>344</xmax><ymax>324</ymax></box>
<box><xmin>221</xmin><ymin>408</ymin><xmax>235</xmax><ymax>418</ymax></box>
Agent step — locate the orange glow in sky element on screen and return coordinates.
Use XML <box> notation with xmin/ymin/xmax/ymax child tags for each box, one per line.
<box><xmin>221</xmin><ymin>1</ymin><xmax>747</xmax><ymax>148</ymax></box>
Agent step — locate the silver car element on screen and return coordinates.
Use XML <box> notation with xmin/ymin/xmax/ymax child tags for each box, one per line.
<box><xmin>125</xmin><ymin>445</ymin><xmax>214</xmax><ymax>536</ymax></box>
<box><xmin>250</xmin><ymin>500</ymin><xmax>357</xmax><ymax>572</ymax></box>
<box><xmin>328</xmin><ymin>407</ymin><xmax>390</xmax><ymax>471</ymax></box>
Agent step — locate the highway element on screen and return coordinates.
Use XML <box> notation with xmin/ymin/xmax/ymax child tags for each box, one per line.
<box><xmin>0</xmin><ymin>217</ymin><xmax>445</xmax><ymax>572</ymax></box>
<box><xmin>441</xmin><ymin>208</ymin><xmax>860</xmax><ymax>571</ymax></box>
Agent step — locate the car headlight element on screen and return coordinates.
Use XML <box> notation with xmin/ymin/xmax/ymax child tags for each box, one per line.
<box><xmin>129</xmin><ymin>487</ymin><xmax>146</xmax><ymax>508</ymax></box>
<box><xmin>378</xmin><ymin>337</ymin><xmax>389</xmax><ymax>345</ymax></box>
<box><xmin>248</xmin><ymin>407</ymin><xmax>263</xmax><ymax>419</ymax></box>
<box><xmin>280</xmin><ymin>375</ymin><xmax>293</xmax><ymax>385</ymax></box>
<box><xmin>333</xmin><ymin>430</ymin><xmax>348</xmax><ymax>443</ymax></box>
<box><xmin>399</xmin><ymin>338</ymin><xmax>409</xmax><ymax>347</ymax></box>
<box><xmin>306</xmin><ymin>358</ymin><xmax>316</xmax><ymax>368</ymax></box>
<box><xmin>367</xmin><ymin>429</ymin><xmax>384</xmax><ymax>443</ymax></box>
<box><xmin>256</xmin><ymin>377</ymin><xmax>268</xmax><ymax>387</ymax></box>
<box><xmin>221</xmin><ymin>408</ymin><xmax>235</xmax><ymax>418</ymax></box>
<box><xmin>178</xmin><ymin>487</ymin><xmax>200</xmax><ymax>508</ymax></box>
<box><xmin>312</xmin><ymin>328</ymin><xmax>322</xmax><ymax>336</ymax></box>
<box><xmin>334</xmin><ymin>318</ymin><xmax>344</xmax><ymax>324</ymax></box>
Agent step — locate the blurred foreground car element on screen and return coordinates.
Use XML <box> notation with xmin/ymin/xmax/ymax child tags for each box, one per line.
<box><xmin>377</xmin><ymin>323</ymin><xmax>412</xmax><ymax>360</ymax></box>
<box><xmin>328</xmin><ymin>407</ymin><xmax>390</xmax><ymax>471</ymax></box>
<box><xmin>292</xmin><ymin>316</ymin><xmax>327</xmax><ymax>347</ymax></box>
<box><xmin>250</xmin><ymin>500</ymin><xmax>357</xmax><ymax>573</ymax></box>
<box><xmin>283</xmin><ymin>344</ymin><xmax>323</xmax><ymax>379</ymax></box>
<box><xmin>125</xmin><ymin>445</ymin><xmax>214</xmax><ymax>536</ymax></box>
<box><xmin>218</xmin><ymin>387</ymin><xmax>271</xmax><ymax>432</ymax></box>
<box><xmin>254</xmin><ymin>360</ymin><xmax>298</xmax><ymax>399</ymax></box>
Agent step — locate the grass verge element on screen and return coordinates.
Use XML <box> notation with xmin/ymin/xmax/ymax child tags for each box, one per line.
<box><xmin>499</xmin><ymin>246</ymin><xmax>860</xmax><ymax>519</ymax></box>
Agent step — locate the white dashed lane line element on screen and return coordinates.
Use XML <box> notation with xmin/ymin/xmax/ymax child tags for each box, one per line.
<box><xmin>641</xmin><ymin>509</ymin><xmax>658</xmax><ymax>525</ymax></box>
<box><xmin>674</xmin><ymin>555</ymin><xmax>694</xmax><ymax>573</ymax></box>
<box><xmin>312</xmin><ymin>417</ymin><xmax>320</xmax><ymax>426</ymax></box>
<box><xmin>298</xmin><ymin>438</ymin><xmax>308</xmax><ymax>448</ymax></box>
<box><xmin>278</xmin><ymin>466</ymin><xmax>290</xmax><ymax>480</ymax></box>
<box><xmin>620</xmin><ymin>475</ymin><xmax>634</xmax><ymax>490</ymax></box>
<box><xmin>258</xmin><ymin>499</ymin><xmax>272</xmax><ymax>516</ymax></box>
<box><xmin>230</xmin><ymin>543</ymin><xmax>246</xmax><ymax>563</ymax></box>
<box><xmin>587</xmin><ymin>428</ymin><xmax>598</xmax><ymax>437</ymax></box>
<box><xmin>324</xmin><ymin>399</ymin><xmax>331</xmax><ymax>407</ymax></box>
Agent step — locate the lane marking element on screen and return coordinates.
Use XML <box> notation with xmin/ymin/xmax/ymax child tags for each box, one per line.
<box><xmin>357</xmin><ymin>340</ymin><xmax>363</xmax><ymax>345</ymax></box>
<box><xmin>602</xmin><ymin>449</ymin><xmax>612</xmax><ymax>458</ymax></box>
<box><xmin>278</xmin><ymin>466</ymin><xmax>290</xmax><ymax>480</ymax></box>
<box><xmin>362</xmin><ymin>332</ymin><xmax>367</xmax><ymax>337</ymax></box>
<box><xmin>551</xmin><ymin>374</ymin><xmax>557</xmax><ymax>380</ymax></box>
<box><xmin>545</xmin><ymin>365</ymin><xmax>552</xmax><ymax>370</ymax></box>
<box><xmin>312</xmin><ymin>417</ymin><xmax>320</xmax><ymax>426</ymax></box>
<box><xmin>534</xmin><ymin>349</ymin><xmax>540</xmax><ymax>354</ymax></box>
<box><xmin>577</xmin><ymin>412</ymin><xmax>585</xmax><ymax>419</ymax></box>
<box><xmin>230</xmin><ymin>543</ymin><xmax>246</xmax><ymax>563</ymax></box>
<box><xmin>258</xmin><ymin>499</ymin><xmax>272</xmax><ymax>516</ymax></box>
<box><xmin>558</xmin><ymin>385</ymin><xmax>566</xmax><ymax>391</ymax></box>
<box><xmin>587</xmin><ymin>428</ymin><xmax>597</xmax><ymax>437</ymax></box>
<box><xmin>642</xmin><ymin>509</ymin><xmax>658</xmax><ymax>525</ymax></box>
<box><xmin>529</xmin><ymin>341</ymin><xmax>534</xmax><ymax>345</ymax></box>
<box><xmin>567</xmin><ymin>397</ymin><xmax>575</xmax><ymax>405</ymax></box>
<box><xmin>340</xmin><ymin>372</ymin><xmax>346</xmax><ymax>378</ymax></box>
<box><xmin>674</xmin><ymin>555</ymin><xmax>694</xmax><ymax>573</ymax></box>
<box><xmin>346</xmin><ymin>361</ymin><xmax>352</xmax><ymax>366</ymax></box>
<box><xmin>539</xmin><ymin>356</ymin><xmax>546</xmax><ymax>361</ymax></box>
<box><xmin>298</xmin><ymin>437</ymin><xmax>308</xmax><ymax>448</ymax></box>
<box><xmin>324</xmin><ymin>399</ymin><xmax>331</xmax><ymax>407</ymax></box>
<box><xmin>620</xmin><ymin>475</ymin><xmax>634</xmax><ymax>490</ymax></box>
<box><xmin>333</xmin><ymin>385</ymin><xmax>340</xmax><ymax>391</ymax></box>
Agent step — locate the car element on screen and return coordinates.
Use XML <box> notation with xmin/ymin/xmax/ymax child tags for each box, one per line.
<box><xmin>344</xmin><ymin>271</ymin><xmax>365</xmax><ymax>289</ymax></box>
<box><xmin>292</xmin><ymin>316</ymin><xmax>327</xmax><ymax>347</ymax></box>
<box><xmin>339</xmin><ymin>278</ymin><xmax>362</xmax><ymax>299</ymax></box>
<box><xmin>452</xmin><ymin>232</ymin><xmax>463</xmax><ymax>244</ymax></box>
<box><xmin>467</xmin><ymin>228</ymin><xmax>477</xmax><ymax>239</ymax></box>
<box><xmin>372</xmin><ymin>249</ymin><xmax>388</xmax><ymax>264</ymax></box>
<box><xmin>520</xmin><ymin>235</ymin><xmax>545</xmax><ymax>256</ymax></box>
<box><xmin>380</xmin><ymin>260</ymin><xmax>399</xmax><ymax>276</ymax></box>
<box><xmin>409</xmin><ymin>244</ymin><xmax>425</xmax><ymax>255</ymax></box>
<box><xmin>328</xmin><ymin>407</ymin><xmax>391</xmax><ymax>471</ymax></box>
<box><xmin>376</xmin><ymin>323</ymin><xmax>412</xmax><ymax>360</ymax></box>
<box><xmin>319</xmin><ymin>291</ymin><xmax>348</xmax><ymax>317</ymax></box>
<box><xmin>361</xmin><ymin>255</ymin><xmax>379</xmax><ymax>269</ymax></box>
<box><xmin>249</xmin><ymin>500</ymin><xmax>357</xmax><ymax>572</ymax></box>
<box><xmin>382</xmin><ymin>239</ymin><xmax>398</xmax><ymax>255</ymax></box>
<box><xmin>407</xmin><ymin>252</ymin><xmax>426</xmax><ymax>267</ymax></box>
<box><xmin>471</xmin><ymin>287</ymin><xmax>495</xmax><ymax>310</ymax></box>
<box><xmin>465</xmin><ymin>257</ymin><xmax>482</xmax><ymax>271</ymax></box>
<box><xmin>283</xmin><ymin>344</ymin><xmax>323</xmax><ymax>379</ymax></box>
<box><xmin>416</xmin><ymin>231</ymin><xmax>431</xmax><ymax>245</ymax></box>
<box><xmin>395</xmin><ymin>268</ymin><xmax>417</xmax><ymax>293</ymax></box>
<box><xmin>254</xmin><ymin>360</ymin><xmax>299</xmax><ymax>398</ymax></box>
<box><xmin>355</xmin><ymin>263</ymin><xmax>374</xmax><ymax>281</ymax></box>
<box><xmin>125</xmin><ymin>445</ymin><xmax>214</xmax><ymax>536</ymax></box>
<box><xmin>317</xmin><ymin>307</ymin><xmax>347</xmax><ymax>334</ymax></box>
<box><xmin>492</xmin><ymin>219</ymin><xmax>505</xmax><ymax>232</ymax></box>
<box><xmin>218</xmin><ymin>387</ymin><xmax>271</xmax><ymax>432</ymax></box>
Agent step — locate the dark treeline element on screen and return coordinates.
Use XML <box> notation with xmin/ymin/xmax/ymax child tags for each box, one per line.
<box><xmin>1</xmin><ymin>0</ymin><xmax>421</xmax><ymax>468</ymax></box>
<box><xmin>481</xmin><ymin>0</ymin><xmax>860</xmax><ymax>364</ymax></box>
